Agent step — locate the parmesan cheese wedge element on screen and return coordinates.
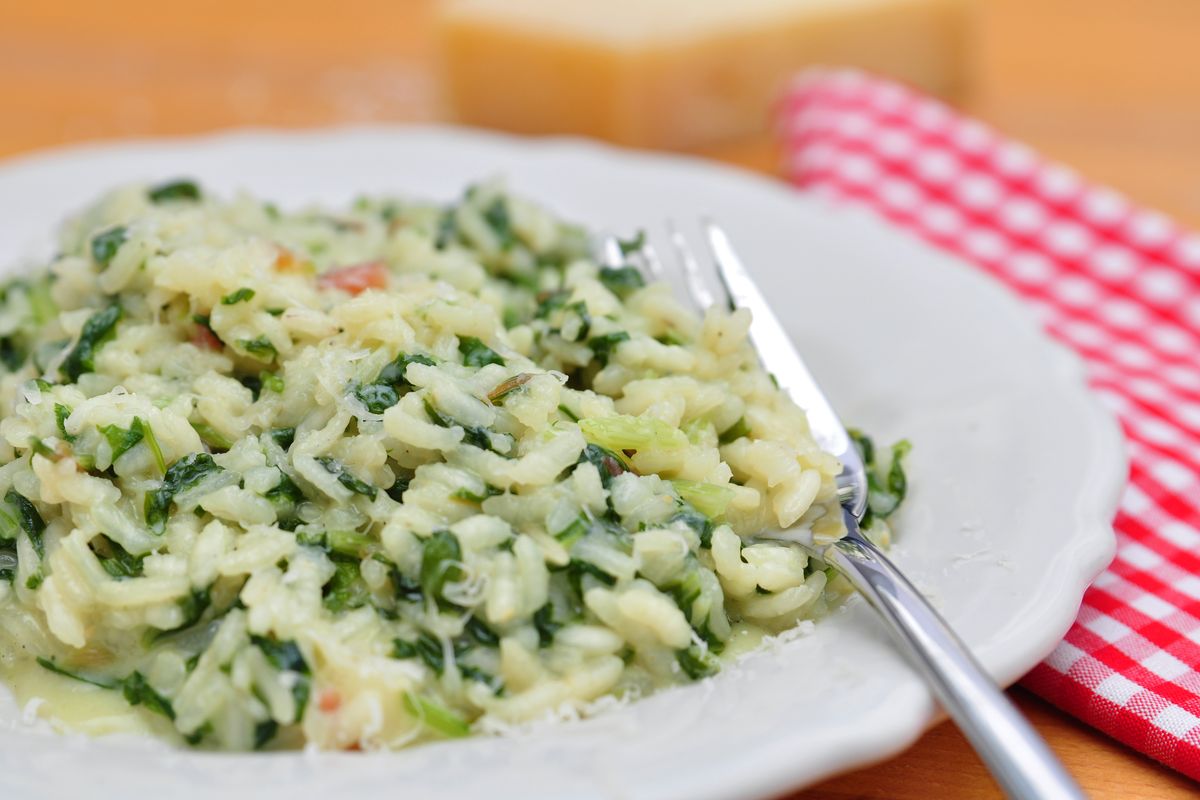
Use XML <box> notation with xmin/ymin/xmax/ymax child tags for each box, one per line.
<box><xmin>437</xmin><ymin>0</ymin><xmax>974</xmax><ymax>148</ymax></box>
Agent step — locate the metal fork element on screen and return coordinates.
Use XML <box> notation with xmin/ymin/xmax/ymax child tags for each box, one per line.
<box><xmin>598</xmin><ymin>226</ymin><xmax>1085</xmax><ymax>800</ymax></box>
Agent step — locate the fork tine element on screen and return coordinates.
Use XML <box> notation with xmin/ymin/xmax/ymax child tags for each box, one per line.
<box><xmin>667</xmin><ymin>221</ymin><xmax>716</xmax><ymax>309</ymax></box>
<box><xmin>639</xmin><ymin>242</ymin><xmax>665</xmax><ymax>280</ymax></box>
<box><xmin>597</xmin><ymin>234</ymin><xmax>625</xmax><ymax>269</ymax></box>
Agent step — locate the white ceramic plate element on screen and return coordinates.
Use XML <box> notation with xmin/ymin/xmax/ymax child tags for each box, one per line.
<box><xmin>0</xmin><ymin>127</ymin><xmax>1124</xmax><ymax>800</ymax></box>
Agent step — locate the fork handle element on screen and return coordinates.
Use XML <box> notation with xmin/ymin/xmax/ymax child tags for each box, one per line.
<box><xmin>827</xmin><ymin>512</ymin><xmax>1086</xmax><ymax>800</ymax></box>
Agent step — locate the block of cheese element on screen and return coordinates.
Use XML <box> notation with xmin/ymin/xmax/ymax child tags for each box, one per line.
<box><xmin>437</xmin><ymin>0</ymin><xmax>974</xmax><ymax>149</ymax></box>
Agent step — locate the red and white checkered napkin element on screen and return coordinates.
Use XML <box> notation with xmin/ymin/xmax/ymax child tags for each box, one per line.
<box><xmin>778</xmin><ymin>69</ymin><xmax>1200</xmax><ymax>780</ymax></box>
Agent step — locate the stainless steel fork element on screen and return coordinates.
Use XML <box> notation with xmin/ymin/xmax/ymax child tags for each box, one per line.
<box><xmin>599</xmin><ymin>225</ymin><xmax>1086</xmax><ymax>800</ymax></box>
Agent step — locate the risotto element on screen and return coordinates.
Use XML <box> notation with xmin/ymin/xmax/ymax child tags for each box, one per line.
<box><xmin>0</xmin><ymin>179</ymin><xmax>907</xmax><ymax>750</ymax></box>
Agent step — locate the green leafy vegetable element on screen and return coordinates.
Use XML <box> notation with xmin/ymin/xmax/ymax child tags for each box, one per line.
<box><xmin>616</xmin><ymin>230</ymin><xmax>646</xmax><ymax>255</ymax></box>
<box><xmin>60</xmin><ymin>304</ymin><xmax>122</xmax><ymax>382</ymax></box>
<box><xmin>145</xmin><ymin>588</ymin><xmax>210</xmax><ymax>644</ymax></box>
<box><xmin>315</xmin><ymin>456</ymin><xmax>377</xmax><ymax>500</ymax></box>
<box><xmin>434</xmin><ymin>207</ymin><xmax>457</xmax><ymax>250</ymax></box>
<box><xmin>535</xmin><ymin>289</ymin><xmax>569</xmax><ymax>319</ymax></box>
<box><xmin>598</xmin><ymin>266</ymin><xmax>645</xmax><ymax>298</ymax></box>
<box><xmin>458</xmin><ymin>336</ymin><xmax>505</xmax><ymax>368</ymax></box>
<box><xmin>676</xmin><ymin>645</ymin><xmax>719</xmax><ymax>680</ymax></box>
<box><xmin>5</xmin><ymin>490</ymin><xmax>44</xmax><ymax>559</ymax></box>
<box><xmin>849</xmin><ymin>430</ymin><xmax>913</xmax><ymax>529</ymax></box>
<box><xmin>353</xmin><ymin>382</ymin><xmax>398</xmax><ymax>414</ymax></box>
<box><xmin>121</xmin><ymin>671</ymin><xmax>176</xmax><ymax>719</ymax></box>
<box><xmin>144</xmin><ymin>453</ymin><xmax>223</xmax><ymax>534</ymax></box>
<box><xmin>670</xmin><ymin>507</ymin><xmax>713</xmax><ymax>549</ymax></box>
<box><xmin>402</xmin><ymin>691</ymin><xmax>469</xmax><ymax>738</ymax></box>
<box><xmin>351</xmin><ymin>352</ymin><xmax>436</xmax><ymax>414</ymax></box>
<box><xmin>190</xmin><ymin>421</ymin><xmax>233</xmax><ymax>452</ymax></box>
<box><xmin>91</xmin><ymin>536</ymin><xmax>146</xmax><ymax>579</ymax></box>
<box><xmin>269</xmin><ymin>427</ymin><xmax>295</xmax><ymax>450</ymax></box>
<box><xmin>36</xmin><ymin>658</ymin><xmax>176</xmax><ymax>719</ymax></box>
<box><xmin>482</xmin><ymin>197</ymin><xmax>515</xmax><ymax>250</ymax></box>
<box><xmin>54</xmin><ymin>404</ymin><xmax>75</xmax><ymax>442</ymax></box>
<box><xmin>579</xmin><ymin>414</ymin><xmax>687</xmax><ymax>453</ymax></box>
<box><xmin>577</xmin><ymin>443</ymin><xmax>629</xmax><ymax>488</ymax></box>
<box><xmin>423</xmin><ymin>399</ymin><xmax>502</xmax><ymax>453</ymax></box>
<box><xmin>323</xmin><ymin>560</ymin><xmax>370</xmax><ymax>613</ymax></box>
<box><xmin>100</xmin><ymin>419</ymin><xmax>144</xmax><ymax>462</ymax></box>
<box><xmin>553</xmin><ymin>512</ymin><xmax>589</xmax><ymax>548</ymax></box>
<box><xmin>260</xmin><ymin>371</ymin><xmax>284</xmax><ymax>394</ymax></box>
<box><xmin>139</xmin><ymin>418</ymin><xmax>167</xmax><ymax>474</ymax></box>
<box><xmin>148</xmin><ymin>179</ymin><xmax>201</xmax><ymax>204</ymax></box>
<box><xmin>586</xmin><ymin>331</ymin><xmax>629</xmax><ymax>366</ymax></box>
<box><xmin>236</xmin><ymin>336</ymin><xmax>277</xmax><ymax>362</ymax></box>
<box><xmin>90</xmin><ymin>227</ymin><xmax>127</xmax><ymax>269</ymax></box>
<box><xmin>718</xmin><ymin>416</ymin><xmax>750</xmax><ymax>445</ymax></box>
<box><xmin>420</xmin><ymin>530</ymin><xmax>465</xmax><ymax>604</ymax></box>
<box><xmin>250</xmin><ymin>635</ymin><xmax>311</xmax><ymax>721</ymax></box>
<box><xmin>671</xmin><ymin>480</ymin><xmax>734</xmax><ymax>518</ymax></box>
<box><xmin>220</xmin><ymin>287</ymin><xmax>255</xmax><ymax>305</ymax></box>
<box><xmin>533</xmin><ymin>604</ymin><xmax>561</xmax><ymax>647</ymax></box>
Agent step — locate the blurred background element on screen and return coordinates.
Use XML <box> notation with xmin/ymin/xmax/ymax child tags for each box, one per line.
<box><xmin>2</xmin><ymin>0</ymin><xmax>1198</xmax><ymax>226</ymax></box>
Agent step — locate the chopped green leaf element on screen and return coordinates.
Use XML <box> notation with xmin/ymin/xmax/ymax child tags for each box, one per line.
<box><xmin>137</xmin><ymin>417</ymin><xmax>167</xmax><ymax>475</ymax></box>
<box><xmin>376</xmin><ymin>352</ymin><xmax>435</xmax><ymax>391</ymax></box>
<box><xmin>677</xmin><ymin>645</ymin><xmax>719</xmax><ymax>680</ymax></box>
<box><xmin>402</xmin><ymin>691</ymin><xmax>469</xmax><ymax>738</ymax></box>
<box><xmin>535</xmin><ymin>289</ymin><xmax>569</xmax><ymax>319</ymax></box>
<box><xmin>533</xmin><ymin>603</ymin><xmax>561</xmax><ymax>647</ymax></box>
<box><xmin>420</xmin><ymin>530</ymin><xmax>465</xmax><ymax>604</ymax></box>
<box><xmin>100</xmin><ymin>419</ymin><xmax>144</xmax><ymax>462</ymax></box>
<box><xmin>93</xmin><ymin>536</ymin><xmax>146</xmax><ymax>580</ymax></box>
<box><xmin>598</xmin><ymin>266</ymin><xmax>645</xmax><ymax>298</ymax></box>
<box><xmin>36</xmin><ymin>657</ymin><xmax>111</xmax><ymax>688</ymax></box>
<box><xmin>579</xmin><ymin>414</ymin><xmax>687</xmax><ymax>453</ymax></box>
<box><xmin>850</xmin><ymin>430</ymin><xmax>913</xmax><ymax>528</ymax></box>
<box><xmin>236</xmin><ymin>336</ymin><xmax>277</xmax><ymax>362</ymax></box>
<box><xmin>616</xmin><ymin>230</ymin><xmax>646</xmax><ymax>256</ymax></box>
<box><xmin>353</xmin><ymin>382</ymin><xmax>398</xmax><ymax>414</ymax></box>
<box><xmin>5</xmin><ymin>490</ymin><xmax>44</xmax><ymax>559</ymax></box>
<box><xmin>586</xmin><ymin>331</ymin><xmax>629</xmax><ymax>366</ymax></box>
<box><xmin>482</xmin><ymin>197</ymin><xmax>515</xmax><ymax>250</ymax></box>
<box><xmin>90</xmin><ymin>227</ymin><xmax>127</xmax><ymax>269</ymax></box>
<box><xmin>553</xmin><ymin>512</ymin><xmax>589</xmax><ymax>548</ymax></box>
<box><xmin>190</xmin><ymin>421</ymin><xmax>233</xmax><ymax>452</ymax></box>
<box><xmin>220</xmin><ymin>287</ymin><xmax>255</xmax><ymax>305</ymax></box>
<box><xmin>423</xmin><ymin>399</ymin><xmax>502</xmax><ymax>454</ymax></box>
<box><xmin>434</xmin><ymin>207</ymin><xmax>457</xmax><ymax>250</ymax></box>
<box><xmin>458</xmin><ymin>336</ymin><xmax>505</xmax><ymax>368</ymax></box>
<box><xmin>260</xmin><ymin>371</ymin><xmax>284</xmax><ymax>394</ymax></box>
<box><xmin>120</xmin><ymin>671</ymin><xmax>175</xmax><ymax>720</ymax></box>
<box><xmin>671</xmin><ymin>480</ymin><xmax>733</xmax><ymax>518</ymax></box>
<box><xmin>315</xmin><ymin>456</ymin><xmax>377</xmax><ymax>500</ymax></box>
<box><xmin>323</xmin><ymin>560</ymin><xmax>370</xmax><ymax>613</ymax></box>
<box><xmin>250</xmin><ymin>635</ymin><xmax>311</xmax><ymax>720</ymax></box>
<box><xmin>60</xmin><ymin>304</ymin><xmax>122</xmax><ymax>382</ymax></box>
<box><xmin>718</xmin><ymin>416</ymin><xmax>751</xmax><ymax>445</ymax></box>
<box><xmin>269</xmin><ymin>427</ymin><xmax>295</xmax><ymax>451</ymax></box>
<box><xmin>54</xmin><ymin>404</ymin><xmax>75</xmax><ymax>442</ymax></box>
<box><xmin>144</xmin><ymin>453</ymin><xmax>222</xmax><ymax>534</ymax></box>
<box><xmin>145</xmin><ymin>588</ymin><xmax>210</xmax><ymax>645</ymax></box>
<box><xmin>148</xmin><ymin>179</ymin><xmax>201</xmax><ymax>204</ymax></box>
<box><xmin>577</xmin><ymin>443</ymin><xmax>629</xmax><ymax>488</ymax></box>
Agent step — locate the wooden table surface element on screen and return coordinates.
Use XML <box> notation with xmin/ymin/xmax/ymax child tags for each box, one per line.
<box><xmin>2</xmin><ymin>1</ymin><xmax>1198</xmax><ymax>796</ymax></box>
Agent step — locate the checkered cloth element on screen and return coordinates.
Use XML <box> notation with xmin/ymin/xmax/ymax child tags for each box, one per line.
<box><xmin>779</xmin><ymin>70</ymin><xmax>1200</xmax><ymax>781</ymax></box>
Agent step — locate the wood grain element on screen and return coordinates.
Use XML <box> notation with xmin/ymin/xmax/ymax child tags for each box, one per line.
<box><xmin>1</xmin><ymin>0</ymin><xmax>1197</xmax><ymax>796</ymax></box>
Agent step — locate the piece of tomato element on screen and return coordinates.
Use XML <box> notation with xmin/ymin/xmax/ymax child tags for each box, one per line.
<box><xmin>191</xmin><ymin>324</ymin><xmax>223</xmax><ymax>351</ymax></box>
<box><xmin>317</xmin><ymin>261</ymin><xmax>388</xmax><ymax>295</ymax></box>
